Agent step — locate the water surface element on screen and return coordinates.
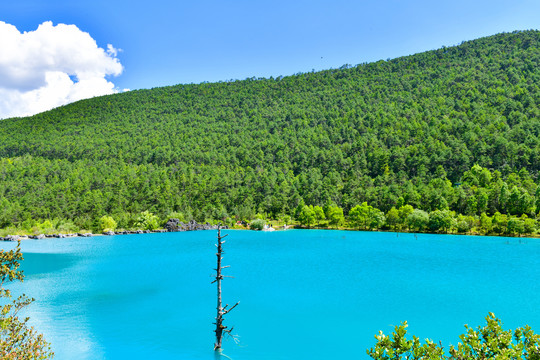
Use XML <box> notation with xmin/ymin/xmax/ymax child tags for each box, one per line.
<box><xmin>2</xmin><ymin>230</ymin><xmax>539</xmax><ymax>359</ymax></box>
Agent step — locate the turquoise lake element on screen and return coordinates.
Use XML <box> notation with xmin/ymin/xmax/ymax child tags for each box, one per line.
<box><xmin>2</xmin><ymin>230</ymin><xmax>540</xmax><ymax>359</ymax></box>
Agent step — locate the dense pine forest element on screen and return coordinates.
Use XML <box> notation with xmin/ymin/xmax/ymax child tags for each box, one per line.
<box><xmin>1</xmin><ymin>30</ymin><xmax>540</xmax><ymax>235</ymax></box>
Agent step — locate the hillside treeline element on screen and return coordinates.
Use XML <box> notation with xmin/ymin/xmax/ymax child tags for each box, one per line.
<box><xmin>1</xmin><ymin>31</ymin><xmax>540</xmax><ymax>232</ymax></box>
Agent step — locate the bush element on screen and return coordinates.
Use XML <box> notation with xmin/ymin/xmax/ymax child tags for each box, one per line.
<box><xmin>250</xmin><ymin>219</ymin><xmax>266</xmax><ymax>230</ymax></box>
<box><xmin>1</xmin><ymin>242</ymin><xmax>54</xmax><ymax>358</ymax></box>
<box><xmin>456</xmin><ymin>219</ymin><xmax>471</xmax><ymax>233</ymax></box>
<box><xmin>166</xmin><ymin>212</ymin><xmax>186</xmax><ymax>223</ymax></box>
<box><xmin>135</xmin><ymin>211</ymin><xmax>159</xmax><ymax>230</ymax></box>
<box><xmin>428</xmin><ymin>210</ymin><xmax>455</xmax><ymax>232</ymax></box>
<box><xmin>279</xmin><ymin>214</ymin><xmax>292</xmax><ymax>225</ymax></box>
<box><xmin>99</xmin><ymin>215</ymin><xmax>117</xmax><ymax>232</ymax></box>
<box><xmin>38</xmin><ymin>220</ymin><xmax>54</xmax><ymax>233</ymax></box>
<box><xmin>368</xmin><ymin>313</ymin><xmax>540</xmax><ymax>360</ymax></box>
<box><xmin>406</xmin><ymin>209</ymin><xmax>429</xmax><ymax>231</ymax></box>
<box><xmin>524</xmin><ymin>217</ymin><xmax>536</xmax><ymax>233</ymax></box>
<box><xmin>56</xmin><ymin>219</ymin><xmax>79</xmax><ymax>233</ymax></box>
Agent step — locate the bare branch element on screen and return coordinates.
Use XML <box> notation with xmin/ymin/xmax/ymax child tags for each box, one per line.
<box><xmin>223</xmin><ymin>301</ymin><xmax>240</xmax><ymax>315</ymax></box>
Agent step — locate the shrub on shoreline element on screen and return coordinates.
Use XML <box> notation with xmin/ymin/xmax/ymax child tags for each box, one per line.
<box><xmin>250</xmin><ymin>219</ymin><xmax>266</xmax><ymax>230</ymax></box>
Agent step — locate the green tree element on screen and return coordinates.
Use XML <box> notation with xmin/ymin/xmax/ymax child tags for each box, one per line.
<box><xmin>507</xmin><ymin>216</ymin><xmax>525</xmax><ymax>236</ymax></box>
<box><xmin>99</xmin><ymin>215</ymin><xmax>117</xmax><ymax>232</ymax></box>
<box><xmin>535</xmin><ymin>186</ymin><xmax>540</xmax><ymax>215</ymax></box>
<box><xmin>478</xmin><ymin>166</ymin><xmax>493</xmax><ymax>187</ymax></box>
<box><xmin>294</xmin><ymin>199</ymin><xmax>306</xmax><ymax>222</ymax></box>
<box><xmin>327</xmin><ymin>205</ymin><xmax>344</xmax><ymax>229</ymax></box>
<box><xmin>510</xmin><ymin>186</ymin><xmax>534</xmax><ymax>215</ymax></box>
<box><xmin>313</xmin><ymin>205</ymin><xmax>325</xmax><ymax>226</ymax></box>
<box><xmin>500</xmin><ymin>183</ymin><xmax>510</xmax><ymax>213</ymax></box>
<box><xmin>234</xmin><ymin>204</ymin><xmax>254</xmax><ymax>222</ymax></box>
<box><xmin>476</xmin><ymin>189</ymin><xmax>488</xmax><ymax>215</ymax></box>
<box><xmin>398</xmin><ymin>205</ymin><xmax>414</xmax><ymax>225</ymax></box>
<box><xmin>406</xmin><ymin>209</ymin><xmax>429</xmax><ymax>232</ymax></box>
<box><xmin>428</xmin><ymin>210</ymin><xmax>455</xmax><ymax>233</ymax></box>
<box><xmin>135</xmin><ymin>210</ymin><xmax>159</xmax><ymax>230</ymax></box>
<box><xmin>298</xmin><ymin>205</ymin><xmax>316</xmax><ymax>228</ymax></box>
<box><xmin>0</xmin><ymin>242</ymin><xmax>54</xmax><ymax>359</ymax></box>
<box><xmin>367</xmin><ymin>208</ymin><xmax>386</xmax><ymax>230</ymax></box>
<box><xmin>166</xmin><ymin>211</ymin><xmax>186</xmax><ymax>223</ymax></box>
<box><xmin>523</xmin><ymin>216</ymin><xmax>536</xmax><ymax>234</ymax></box>
<box><xmin>385</xmin><ymin>207</ymin><xmax>400</xmax><ymax>229</ymax></box>
<box><xmin>479</xmin><ymin>212</ymin><xmax>492</xmax><ymax>234</ymax></box>
<box><xmin>465</xmin><ymin>195</ymin><xmax>477</xmax><ymax>216</ymax></box>
<box><xmin>279</xmin><ymin>214</ymin><xmax>292</xmax><ymax>226</ymax></box>
<box><xmin>349</xmin><ymin>203</ymin><xmax>370</xmax><ymax>230</ymax></box>
<box><xmin>456</xmin><ymin>214</ymin><xmax>473</xmax><ymax>233</ymax></box>
<box><xmin>492</xmin><ymin>212</ymin><xmax>508</xmax><ymax>234</ymax></box>
<box><xmin>38</xmin><ymin>220</ymin><xmax>54</xmax><ymax>233</ymax></box>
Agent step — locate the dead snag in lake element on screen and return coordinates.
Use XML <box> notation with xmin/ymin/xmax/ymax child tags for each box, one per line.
<box><xmin>212</xmin><ymin>224</ymin><xmax>239</xmax><ymax>351</ymax></box>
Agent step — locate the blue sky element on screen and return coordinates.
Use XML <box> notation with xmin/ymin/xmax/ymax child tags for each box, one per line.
<box><xmin>1</xmin><ymin>0</ymin><xmax>540</xmax><ymax>118</ymax></box>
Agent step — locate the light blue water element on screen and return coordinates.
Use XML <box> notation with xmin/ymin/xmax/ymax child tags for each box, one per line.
<box><xmin>2</xmin><ymin>230</ymin><xmax>539</xmax><ymax>359</ymax></box>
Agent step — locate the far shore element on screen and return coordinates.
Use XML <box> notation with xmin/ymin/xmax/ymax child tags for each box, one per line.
<box><xmin>2</xmin><ymin>223</ymin><xmax>539</xmax><ymax>242</ymax></box>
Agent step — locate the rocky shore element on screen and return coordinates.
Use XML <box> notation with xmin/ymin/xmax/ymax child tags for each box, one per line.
<box><xmin>164</xmin><ymin>219</ymin><xmax>227</xmax><ymax>232</ymax></box>
<box><xmin>0</xmin><ymin>233</ymin><xmax>92</xmax><ymax>241</ymax></box>
<box><xmin>1</xmin><ymin>220</ymin><xmax>227</xmax><ymax>241</ymax></box>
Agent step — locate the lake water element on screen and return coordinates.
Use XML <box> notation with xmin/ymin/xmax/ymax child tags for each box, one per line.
<box><xmin>2</xmin><ymin>230</ymin><xmax>539</xmax><ymax>359</ymax></box>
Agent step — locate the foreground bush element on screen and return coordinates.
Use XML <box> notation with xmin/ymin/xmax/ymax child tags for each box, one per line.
<box><xmin>367</xmin><ymin>313</ymin><xmax>540</xmax><ymax>359</ymax></box>
<box><xmin>1</xmin><ymin>242</ymin><xmax>53</xmax><ymax>359</ymax></box>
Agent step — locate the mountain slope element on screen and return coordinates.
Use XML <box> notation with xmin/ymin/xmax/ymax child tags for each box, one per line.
<box><xmin>0</xmin><ymin>30</ymin><xmax>539</xmax><ymax>228</ymax></box>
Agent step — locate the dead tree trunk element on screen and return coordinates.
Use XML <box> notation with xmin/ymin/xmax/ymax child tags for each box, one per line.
<box><xmin>212</xmin><ymin>225</ymin><xmax>239</xmax><ymax>351</ymax></box>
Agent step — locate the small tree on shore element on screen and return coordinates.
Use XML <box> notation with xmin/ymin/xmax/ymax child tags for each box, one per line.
<box><xmin>99</xmin><ymin>215</ymin><xmax>117</xmax><ymax>232</ymax></box>
<box><xmin>313</xmin><ymin>206</ymin><xmax>325</xmax><ymax>227</ymax></box>
<box><xmin>349</xmin><ymin>203</ymin><xmax>370</xmax><ymax>230</ymax></box>
<box><xmin>249</xmin><ymin>219</ymin><xmax>266</xmax><ymax>230</ymax></box>
<box><xmin>298</xmin><ymin>205</ymin><xmax>316</xmax><ymax>228</ymax></box>
<box><xmin>327</xmin><ymin>205</ymin><xmax>344</xmax><ymax>229</ymax></box>
<box><xmin>135</xmin><ymin>211</ymin><xmax>159</xmax><ymax>230</ymax></box>
<box><xmin>406</xmin><ymin>209</ymin><xmax>429</xmax><ymax>231</ymax></box>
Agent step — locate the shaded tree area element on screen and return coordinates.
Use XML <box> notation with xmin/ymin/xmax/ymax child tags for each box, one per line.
<box><xmin>0</xmin><ymin>31</ymin><xmax>540</xmax><ymax>232</ymax></box>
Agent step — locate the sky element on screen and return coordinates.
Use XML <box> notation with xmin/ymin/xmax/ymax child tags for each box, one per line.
<box><xmin>1</xmin><ymin>0</ymin><xmax>540</xmax><ymax>119</ymax></box>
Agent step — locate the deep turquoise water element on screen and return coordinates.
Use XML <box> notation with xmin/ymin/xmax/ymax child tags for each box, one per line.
<box><xmin>2</xmin><ymin>230</ymin><xmax>539</xmax><ymax>359</ymax></box>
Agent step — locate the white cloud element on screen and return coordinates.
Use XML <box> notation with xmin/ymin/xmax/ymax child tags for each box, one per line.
<box><xmin>0</xmin><ymin>21</ymin><xmax>124</xmax><ymax>119</ymax></box>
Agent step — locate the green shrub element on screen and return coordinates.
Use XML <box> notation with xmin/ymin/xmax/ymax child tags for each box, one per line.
<box><xmin>250</xmin><ymin>219</ymin><xmax>266</xmax><ymax>230</ymax></box>
<box><xmin>456</xmin><ymin>220</ymin><xmax>471</xmax><ymax>233</ymax></box>
<box><xmin>406</xmin><ymin>209</ymin><xmax>429</xmax><ymax>231</ymax></box>
<box><xmin>99</xmin><ymin>215</ymin><xmax>118</xmax><ymax>232</ymax></box>
<box><xmin>135</xmin><ymin>211</ymin><xmax>159</xmax><ymax>230</ymax></box>
<box><xmin>367</xmin><ymin>313</ymin><xmax>540</xmax><ymax>360</ymax></box>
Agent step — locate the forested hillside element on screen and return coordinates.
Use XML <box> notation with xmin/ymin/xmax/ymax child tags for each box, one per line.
<box><xmin>1</xmin><ymin>30</ymin><xmax>540</xmax><ymax>232</ymax></box>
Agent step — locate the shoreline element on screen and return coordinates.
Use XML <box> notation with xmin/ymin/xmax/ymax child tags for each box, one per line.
<box><xmin>2</xmin><ymin>225</ymin><xmax>539</xmax><ymax>242</ymax></box>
